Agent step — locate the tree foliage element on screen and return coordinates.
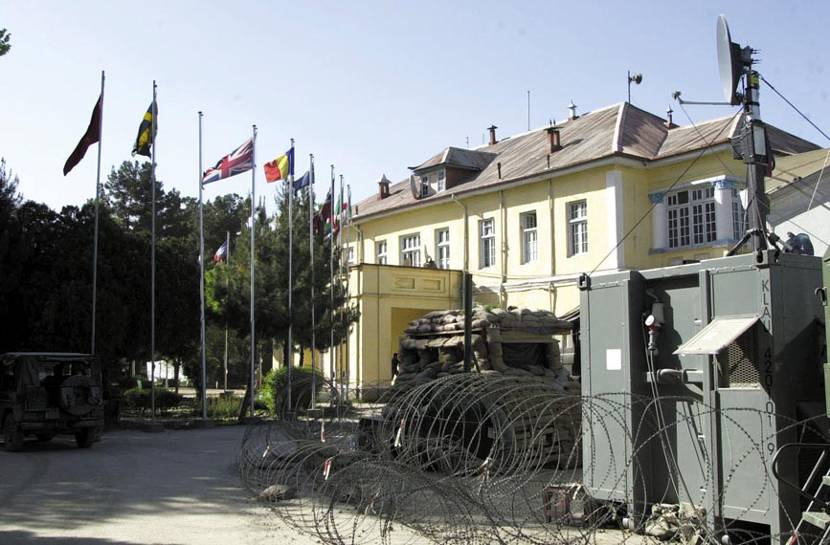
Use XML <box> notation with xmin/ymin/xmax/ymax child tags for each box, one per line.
<box><xmin>0</xmin><ymin>29</ymin><xmax>10</xmax><ymax>57</ymax></box>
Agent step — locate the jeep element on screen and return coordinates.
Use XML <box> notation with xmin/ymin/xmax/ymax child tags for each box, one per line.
<box><xmin>0</xmin><ymin>353</ymin><xmax>104</xmax><ymax>451</ymax></box>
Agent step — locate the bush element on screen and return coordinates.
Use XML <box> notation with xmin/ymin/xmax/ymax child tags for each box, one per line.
<box><xmin>122</xmin><ymin>387</ymin><xmax>183</xmax><ymax>414</ymax></box>
<box><xmin>260</xmin><ymin>366</ymin><xmax>324</xmax><ymax>414</ymax></box>
<box><xmin>207</xmin><ymin>395</ymin><xmax>242</xmax><ymax>419</ymax></box>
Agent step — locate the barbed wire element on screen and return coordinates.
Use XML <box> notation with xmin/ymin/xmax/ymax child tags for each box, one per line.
<box><xmin>239</xmin><ymin>373</ymin><xmax>829</xmax><ymax>545</ymax></box>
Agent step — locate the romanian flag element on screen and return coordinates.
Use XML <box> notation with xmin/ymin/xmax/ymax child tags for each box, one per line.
<box><xmin>263</xmin><ymin>148</ymin><xmax>294</xmax><ymax>183</ymax></box>
<box><xmin>132</xmin><ymin>101</ymin><xmax>157</xmax><ymax>157</ymax></box>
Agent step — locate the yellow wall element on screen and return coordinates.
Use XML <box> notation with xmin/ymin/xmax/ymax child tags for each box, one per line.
<box><xmin>340</xmin><ymin>151</ymin><xmax>746</xmax><ymax>397</ymax></box>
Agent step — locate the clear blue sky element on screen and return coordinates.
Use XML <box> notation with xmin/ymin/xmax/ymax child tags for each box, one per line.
<box><xmin>2</xmin><ymin>1</ymin><xmax>828</xmax><ymax>211</ymax></box>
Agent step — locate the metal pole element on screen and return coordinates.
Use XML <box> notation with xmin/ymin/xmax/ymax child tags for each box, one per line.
<box><xmin>224</xmin><ymin>230</ymin><xmax>229</xmax><ymax>392</ymax></box>
<box><xmin>150</xmin><ymin>80</ymin><xmax>157</xmax><ymax>418</ymax></box>
<box><xmin>91</xmin><ymin>70</ymin><xmax>104</xmax><ymax>355</ymax></box>
<box><xmin>249</xmin><ymin>125</ymin><xmax>257</xmax><ymax>417</ymax></box>
<box><xmin>527</xmin><ymin>89</ymin><xmax>530</xmax><ymax>131</ymax></box>
<box><xmin>287</xmin><ymin>139</ymin><xmax>294</xmax><ymax>415</ymax></box>
<box><xmin>743</xmin><ymin>71</ymin><xmax>768</xmax><ymax>252</ymax></box>
<box><xmin>198</xmin><ymin>111</ymin><xmax>207</xmax><ymax>419</ymax></box>
<box><xmin>309</xmin><ymin>154</ymin><xmax>317</xmax><ymax>409</ymax></box>
<box><xmin>463</xmin><ymin>272</ymin><xmax>472</xmax><ymax>372</ymax></box>
<box><xmin>344</xmin><ymin>182</ymin><xmax>351</xmax><ymax>404</ymax></box>
<box><xmin>329</xmin><ymin>165</ymin><xmax>336</xmax><ymax>405</ymax></box>
<box><xmin>337</xmin><ymin>174</ymin><xmax>344</xmax><ymax>411</ymax></box>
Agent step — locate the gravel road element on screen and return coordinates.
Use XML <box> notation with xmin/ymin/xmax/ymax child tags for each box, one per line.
<box><xmin>0</xmin><ymin>426</ymin><xmax>305</xmax><ymax>545</ymax></box>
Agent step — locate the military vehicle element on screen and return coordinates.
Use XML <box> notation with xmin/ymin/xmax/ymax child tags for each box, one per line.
<box><xmin>1</xmin><ymin>353</ymin><xmax>104</xmax><ymax>451</ymax></box>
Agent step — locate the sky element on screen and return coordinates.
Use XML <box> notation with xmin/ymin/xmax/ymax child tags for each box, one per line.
<box><xmin>1</xmin><ymin>1</ymin><xmax>828</xmax><ymax>213</ymax></box>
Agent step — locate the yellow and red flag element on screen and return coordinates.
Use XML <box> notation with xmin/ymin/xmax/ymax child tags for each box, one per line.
<box><xmin>263</xmin><ymin>148</ymin><xmax>294</xmax><ymax>183</ymax></box>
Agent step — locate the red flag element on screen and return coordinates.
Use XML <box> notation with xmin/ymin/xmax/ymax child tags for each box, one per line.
<box><xmin>64</xmin><ymin>95</ymin><xmax>102</xmax><ymax>176</ymax></box>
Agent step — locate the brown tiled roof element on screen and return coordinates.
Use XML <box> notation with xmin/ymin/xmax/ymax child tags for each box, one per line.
<box><xmin>354</xmin><ymin>103</ymin><xmax>819</xmax><ymax>220</ymax></box>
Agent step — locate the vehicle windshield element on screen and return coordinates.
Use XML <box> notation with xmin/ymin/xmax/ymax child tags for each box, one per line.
<box><xmin>17</xmin><ymin>358</ymin><xmax>94</xmax><ymax>387</ymax></box>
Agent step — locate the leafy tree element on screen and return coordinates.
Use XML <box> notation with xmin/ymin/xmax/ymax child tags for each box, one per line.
<box><xmin>0</xmin><ymin>29</ymin><xmax>10</xmax><ymax>57</ymax></box>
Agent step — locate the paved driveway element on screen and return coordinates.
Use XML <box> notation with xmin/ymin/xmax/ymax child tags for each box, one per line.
<box><xmin>0</xmin><ymin>426</ymin><xmax>294</xmax><ymax>545</ymax></box>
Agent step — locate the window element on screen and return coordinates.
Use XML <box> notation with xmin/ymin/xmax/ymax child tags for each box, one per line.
<box><xmin>667</xmin><ymin>187</ymin><xmax>715</xmax><ymax>248</ymax></box>
<box><xmin>568</xmin><ymin>201</ymin><xmax>588</xmax><ymax>256</ymax></box>
<box><xmin>479</xmin><ymin>218</ymin><xmax>496</xmax><ymax>268</ymax></box>
<box><xmin>420</xmin><ymin>176</ymin><xmax>430</xmax><ymax>197</ymax></box>
<box><xmin>437</xmin><ymin>171</ymin><xmax>446</xmax><ymax>192</ymax></box>
<box><xmin>400</xmin><ymin>234</ymin><xmax>421</xmax><ymax>267</ymax></box>
<box><xmin>347</xmin><ymin>246</ymin><xmax>355</xmax><ymax>265</ymax></box>
<box><xmin>732</xmin><ymin>188</ymin><xmax>745</xmax><ymax>240</ymax></box>
<box><xmin>520</xmin><ymin>212</ymin><xmax>538</xmax><ymax>264</ymax></box>
<box><xmin>375</xmin><ymin>240</ymin><xmax>387</xmax><ymax>265</ymax></box>
<box><xmin>435</xmin><ymin>228</ymin><xmax>450</xmax><ymax>269</ymax></box>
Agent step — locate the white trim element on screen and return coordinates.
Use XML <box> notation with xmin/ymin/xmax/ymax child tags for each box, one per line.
<box><xmin>611</xmin><ymin>103</ymin><xmax>625</xmax><ymax>153</ymax></box>
<box><xmin>604</xmin><ymin>170</ymin><xmax>624</xmax><ymax>269</ymax></box>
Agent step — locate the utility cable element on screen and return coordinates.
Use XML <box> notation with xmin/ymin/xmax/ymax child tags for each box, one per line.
<box><xmin>760</xmin><ymin>75</ymin><xmax>830</xmax><ymax>143</ymax></box>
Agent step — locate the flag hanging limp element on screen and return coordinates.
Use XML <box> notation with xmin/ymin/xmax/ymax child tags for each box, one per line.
<box><xmin>132</xmin><ymin>101</ymin><xmax>158</xmax><ymax>157</ymax></box>
<box><xmin>213</xmin><ymin>241</ymin><xmax>228</xmax><ymax>264</ymax></box>
<box><xmin>264</xmin><ymin>148</ymin><xmax>294</xmax><ymax>183</ymax></box>
<box><xmin>202</xmin><ymin>138</ymin><xmax>254</xmax><ymax>185</ymax></box>
<box><xmin>293</xmin><ymin>170</ymin><xmax>311</xmax><ymax>193</ymax></box>
<box><xmin>63</xmin><ymin>94</ymin><xmax>102</xmax><ymax>175</ymax></box>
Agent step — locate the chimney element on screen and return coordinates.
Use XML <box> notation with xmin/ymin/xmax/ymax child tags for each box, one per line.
<box><xmin>568</xmin><ymin>100</ymin><xmax>578</xmax><ymax>120</ymax></box>
<box><xmin>497</xmin><ymin>162</ymin><xmax>502</xmax><ymax>179</ymax></box>
<box><xmin>546</xmin><ymin>126</ymin><xmax>562</xmax><ymax>153</ymax></box>
<box><xmin>378</xmin><ymin>174</ymin><xmax>391</xmax><ymax>200</ymax></box>
<box><xmin>665</xmin><ymin>106</ymin><xmax>674</xmax><ymax>129</ymax></box>
<box><xmin>487</xmin><ymin>125</ymin><xmax>498</xmax><ymax>146</ymax></box>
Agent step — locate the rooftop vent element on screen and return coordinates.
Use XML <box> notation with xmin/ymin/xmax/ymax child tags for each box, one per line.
<box><xmin>568</xmin><ymin>100</ymin><xmax>578</xmax><ymax>120</ymax></box>
<box><xmin>378</xmin><ymin>174</ymin><xmax>391</xmax><ymax>200</ymax></box>
<box><xmin>488</xmin><ymin>125</ymin><xmax>498</xmax><ymax>146</ymax></box>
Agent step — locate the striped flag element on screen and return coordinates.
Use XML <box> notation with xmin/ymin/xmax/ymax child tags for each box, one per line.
<box><xmin>202</xmin><ymin>138</ymin><xmax>254</xmax><ymax>185</ymax></box>
<box><xmin>263</xmin><ymin>148</ymin><xmax>294</xmax><ymax>183</ymax></box>
<box><xmin>212</xmin><ymin>240</ymin><xmax>228</xmax><ymax>263</ymax></box>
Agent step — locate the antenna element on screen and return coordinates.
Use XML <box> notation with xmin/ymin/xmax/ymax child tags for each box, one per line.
<box><xmin>527</xmin><ymin>90</ymin><xmax>531</xmax><ymax>131</ymax></box>
<box><xmin>717</xmin><ymin>15</ymin><xmax>753</xmax><ymax>105</ymax></box>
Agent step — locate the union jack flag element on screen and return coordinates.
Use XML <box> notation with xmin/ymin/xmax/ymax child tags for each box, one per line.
<box><xmin>202</xmin><ymin>138</ymin><xmax>253</xmax><ymax>185</ymax></box>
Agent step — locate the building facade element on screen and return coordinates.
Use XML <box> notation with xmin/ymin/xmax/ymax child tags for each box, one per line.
<box><xmin>341</xmin><ymin>102</ymin><xmax>817</xmax><ymax>398</ymax></box>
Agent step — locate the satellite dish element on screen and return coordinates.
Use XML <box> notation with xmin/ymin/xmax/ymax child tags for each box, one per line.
<box><xmin>716</xmin><ymin>15</ymin><xmax>744</xmax><ymax>105</ymax></box>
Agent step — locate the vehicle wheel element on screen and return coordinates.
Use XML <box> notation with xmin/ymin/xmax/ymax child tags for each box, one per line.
<box><xmin>75</xmin><ymin>428</ymin><xmax>95</xmax><ymax>449</ymax></box>
<box><xmin>35</xmin><ymin>433</ymin><xmax>55</xmax><ymax>442</ymax></box>
<box><xmin>3</xmin><ymin>415</ymin><xmax>25</xmax><ymax>452</ymax></box>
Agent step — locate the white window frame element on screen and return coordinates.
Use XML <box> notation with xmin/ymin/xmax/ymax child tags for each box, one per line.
<box><xmin>568</xmin><ymin>201</ymin><xmax>588</xmax><ymax>256</ymax></box>
<box><xmin>375</xmin><ymin>240</ymin><xmax>387</xmax><ymax>265</ymax></box>
<box><xmin>400</xmin><ymin>233</ymin><xmax>421</xmax><ymax>267</ymax></box>
<box><xmin>666</xmin><ymin>187</ymin><xmax>715</xmax><ymax>249</ymax></box>
<box><xmin>479</xmin><ymin>218</ymin><xmax>496</xmax><ymax>269</ymax></box>
<box><xmin>436</xmin><ymin>170</ymin><xmax>446</xmax><ymax>192</ymax></box>
<box><xmin>732</xmin><ymin>188</ymin><xmax>745</xmax><ymax>240</ymax></box>
<box><xmin>347</xmin><ymin>246</ymin><xmax>355</xmax><ymax>265</ymax></box>
<box><xmin>435</xmin><ymin>228</ymin><xmax>450</xmax><ymax>269</ymax></box>
<box><xmin>520</xmin><ymin>211</ymin><xmax>538</xmax><ymax>264</ymax></box>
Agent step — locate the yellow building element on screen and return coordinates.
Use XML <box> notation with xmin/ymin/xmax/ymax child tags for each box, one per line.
<box><xmin>342</xmin><ymin>102</ymin><xmax>816</xmax><ymax>399</ymax></box>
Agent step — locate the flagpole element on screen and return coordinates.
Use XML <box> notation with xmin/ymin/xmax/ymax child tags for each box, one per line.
<box><xmin>344</xmin><ymin>182</ymin><xmax>351</xmax><ymax>405</ymax></box>
<box><xmin>287</xmin><ymin>139</ymin><xmax>295</xmax><ymax>416</ymax></box>
<box><xmin>91</xmin><ymin>70</ymin><xmax>104</xmax><ymax>355</ymax></box>
<box><xmin>249</xmin><ymin>124</ymin><xmax>257</xmax><ymax>417</ymax></box>
<box><xmin>338</xmin><ymin>174</ymin><xmax>345</xmax><ymax>413</ymax></box>
<box><xmin>224</xmin><ymin>230</ymin><xmax>230</xmax><ymax>392</ymax></box>
<box><xmin>198</xmin><ymin>111</ymin><xmax>207</xmax><ymax>420</ymax></box>
<box><xmin>309</xmin><ymin>154</ymin><xmax>317</xmax><ymax>409</ymax></box>
<box><xmin>150</xmin><ymin>80</ymin><xmax>157</xmax><ymax>419</ymax></box>
<box><xmin>329</xmin><ymin>164</ymin><xmax>336</xmax><ymax>406</ymax></box>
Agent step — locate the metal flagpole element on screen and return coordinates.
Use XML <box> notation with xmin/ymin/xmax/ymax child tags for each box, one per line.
<box><xmin>224</xmin><ymin>230</ymin><xmax>230</xmax><ymax>392</ymax></box>
<box><xmin>91</xmin><ymin>70</ymin><xmax>104</xmax><ymax>355</ymax></box>
<box><xmin>150</xmin><ymin>80</ymin><xmax>157</xmax><ymax>419</ymax></box>
<box><xmin>198</xmin><ymin>111</ymin><xmax>207</xmax><ymax>419</ymax></box>
<box><xmin>309</xmin><ymin>154</ymin><xmax>317</xmax><ymax>409</ymax></box>
<box><xmin>329</xmin><ymin>165</ymin><xmax>336</xmax><ymax>406</ymax></box>
<box><xmin>249</xmin><ymin>125</ymin><xmax>257</xmax><ymax>417</ymax></box>
<box><xmin>287</xmin><ymin>139</ymin><xmax>294</xmax><ymax>416</ymax></box>
<box><xmin>338</xmin><ymin>174</ymin><xmax>345</xmax><ymax>411</ymax></box>
<box><xmin>344</xmin><ymin>182</ymin><xmax>351</xmax><ymax>404</ymax></box>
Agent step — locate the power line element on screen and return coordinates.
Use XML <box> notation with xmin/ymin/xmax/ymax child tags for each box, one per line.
<box><xmin>760</xmin><ymin>75</ymin><xmax>830</xmax><ymax>143</ymax></box>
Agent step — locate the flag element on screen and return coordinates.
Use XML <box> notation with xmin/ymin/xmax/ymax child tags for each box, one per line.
<box><xmin>293</xmin><ymin>170</ymin><xmax>310</xmax><ymax>193</ymax></box>
<box><xmin>202</xmin><ymin>138</ymin><xmax>254</xmax><ymax>185</ymax></box>
<box><xmin>314</xmin><ymin>189</ymin><xmax>332</xmax><ymax>235</ymax></box>
<box><xmin>213</xmin><ymin>241</ymin><xmax>228</xmax><ymax>264</ymax></box>
<box><xmin>263</xmin><ymin>148</ymin><xmax>294</xmax><ymax>183</ymax></box>
<box><xmin>63</xmin><ymin>94</ymin><xmax>102</xmax><ymax>175</ymax></box>
<box><xmin>132</xmin><ymin>101</ymin><xmax>157</xmax><ymax>157</ymax></box>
